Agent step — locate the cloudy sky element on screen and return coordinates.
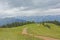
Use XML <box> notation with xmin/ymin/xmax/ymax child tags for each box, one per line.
<box><xmin>0</xmin><ymin>0</ymin><xmax>60</xmax><ymax>17</ymax></box>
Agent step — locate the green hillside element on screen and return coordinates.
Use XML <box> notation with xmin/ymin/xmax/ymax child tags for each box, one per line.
<box><xmin>27</xmin><ymin>23</ymin><xmax>60</xmax><ymax>39</ymax></box>
<box><xmin>0</xmin><ymin>25</ymin><xmax>42</xmax><ymax>40</ymax></box>
<box><xmin>0</xmin><ymin>23</ymin><xmax>60</xmax><ymax>40</ymax></box>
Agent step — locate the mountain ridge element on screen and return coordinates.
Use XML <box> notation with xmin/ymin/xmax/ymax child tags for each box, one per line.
<box><xmin>0</xmin><ymin>15</ymin><xmax>60</xmax><ymax>26</ymax></box>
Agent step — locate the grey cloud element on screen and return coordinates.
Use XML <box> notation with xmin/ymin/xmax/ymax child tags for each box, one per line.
<box><xmin>8</xmin><ymin>0</ymin><xmax>33</xmax><ymax>8</ymax></box>
<box><xmin>0</xmin><ymin>0</ymin><xmax>60</xmax><ymax>17</ymax></box>
<box><xmin>0</xmin><ymin>0</ymin><xmax>60</xmax><ymax>9</ymax></box>
<box><xmin>32</xmin><ymin>0</ymin><xmax>60</xmax><ymax>9</ymax></box>
<box><xmin>6</xmin><ymin>0</ymin><xmax>60</xmax><ymax>9</ymax></box>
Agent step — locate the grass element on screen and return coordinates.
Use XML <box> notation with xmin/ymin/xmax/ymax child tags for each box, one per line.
<box><xmin>0</xmin><ymin>23</ymin><xmax>60</xmax><ymax>40</ymax></box>
<box><xmin>0</xmin><ymin>25</ymin><xmax>42</xmax><ymax>40</ymax></box>
<box><xmin>24</xmin><ymin>23</ymin><xmax>60</xmax><ymax>39</ymax></box>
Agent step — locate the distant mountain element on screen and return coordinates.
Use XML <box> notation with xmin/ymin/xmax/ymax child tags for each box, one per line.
<box><xmin>16</xmin><ymin>15</ymin><xmax>60</xmax><ymax>22</ymax></box>
<box><xmin>0</xmin><ymin>17</ymin><xmax>26</xmax><ymax>26</ymax></box>
<box><xmin>0</xmin><ymin>15</ymin><xmax>60</xmax><ymax>26</ymax></box>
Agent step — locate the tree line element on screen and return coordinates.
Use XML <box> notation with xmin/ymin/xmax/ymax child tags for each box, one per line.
<box><xmin>41</xmin><ymin>20</ymin><xmax>60</xmax><ymax>26</ymax></box>
<box><xmin>0</xmin><ymin>20</ymin><xmax>60</xmax><ymax>28</ymax></box>
<box><xmin>0</xmin><ymin>21</ymin><xmax>35</xmax><ymax>28</ymax></box>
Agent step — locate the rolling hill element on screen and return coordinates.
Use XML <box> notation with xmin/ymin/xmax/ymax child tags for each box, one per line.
<box><xmin>0</xmin><ymin>23</ymin><xmax>60</xmax><ymax>40</ymax></box>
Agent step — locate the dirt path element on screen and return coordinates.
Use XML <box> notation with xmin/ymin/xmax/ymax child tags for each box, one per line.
<box><xmin>22</xmin><ymin>28</ymin><xmax>28</xmax><ymax>35</ymax></box>
<box><xmin>22</xmin><ymin>28</ymin><xmax>59</xmax><ymax>40</ymax></box>
<box><xmin>34</xmin><ymin>35</ymin><xmax>59</xmax><ymax>40</ymax></box>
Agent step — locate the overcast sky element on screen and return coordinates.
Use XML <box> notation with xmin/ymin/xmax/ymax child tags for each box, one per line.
<box><xmin>0</xmin><ymin>0</ymin><xmax>60</xmax><ymax>17</ymax></box>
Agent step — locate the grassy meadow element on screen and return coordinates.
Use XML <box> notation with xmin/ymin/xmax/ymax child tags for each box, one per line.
<box><xmin>0</xmin><ymin>23</ymin><xmax>60</xmax><ymax>40</ymax></box>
